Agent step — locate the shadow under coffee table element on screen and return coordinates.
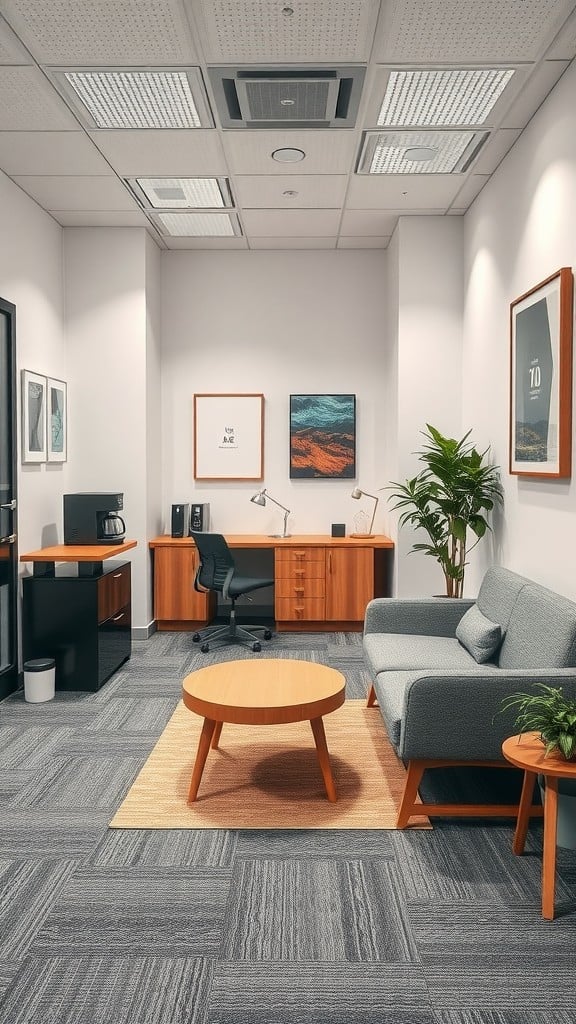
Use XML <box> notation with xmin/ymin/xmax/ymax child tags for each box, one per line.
<box><xmin>182</xmin><ymin>659</ymin><xmax>345</xmax><ymax>802</ymax></box>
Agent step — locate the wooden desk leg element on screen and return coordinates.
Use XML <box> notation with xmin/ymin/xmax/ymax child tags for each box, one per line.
<box><xmin>188</xmin><ymin>717</ymin><xmax>216</xmax><ymax>803</ymax></box>
<box><xmin>211</xmin><ymin>721</ymin><xmax>223</xmax><ymax>749</ymax></box>
<box><xmin>310</xmin><ymin>716</ymin><xmax>337</xmax><ymax>803</ymax></box>
<box><xmin>542</xmin><ymin>775</ymin><xmax>559</xmax><ymax>920</ymax></box>
<box><xmin>513</xmin><ymin>769</ymin><xmax>537</xmax><ymax>855</ymax></box>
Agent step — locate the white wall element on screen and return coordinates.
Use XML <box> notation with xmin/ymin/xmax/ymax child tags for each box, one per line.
<box><xmin>0</xmin><ymin>170</ymin><xmax>67</xmax><ymax>557</ymax></box>
<box><xmin>392</xmin><ymin>216</ymin><xmax>465</xmax><ymax>596</ymax></box>
<box><xmin>463</xmin><ymin>58</ymin><xmax>576</xmax><ymax>601</ymax></box>
<box><xmin>161</xmin><ymin>251</ymin><xmax>388</xmax><ymax>538</ymax></box>
<box><xmin>63</xmin><ymin>227</ymin><xmax>157</xmax><ymax>630</ymax></box>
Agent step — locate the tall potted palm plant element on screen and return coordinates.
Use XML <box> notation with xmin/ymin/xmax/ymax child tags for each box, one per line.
<box><xmin>387</xmin><ymin>424</ymin><xmax>503</xmax><ymax>597</ymax></box>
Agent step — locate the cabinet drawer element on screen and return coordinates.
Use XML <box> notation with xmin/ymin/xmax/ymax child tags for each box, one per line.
<box><xmin>98</xmin><ymin>564</ymin><xmax>131</xmax><ymax>624</ymax></box>
<box><xmin>275</xmin><ymin>578</ymin><xmax>325</xmax><ymax>599</ymax></box>
<box><xmin>275</xmin><ymin>548</ymin><xmax>325</xmax><ymax>567</ymax></box>
<box><xmin>275</xmin><ymin>597</ymin><xmax>325</xmax><ymax>621</ymax></box>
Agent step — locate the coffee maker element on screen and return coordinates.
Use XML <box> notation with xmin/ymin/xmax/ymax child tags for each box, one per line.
<box><xmin>63</xmin><ymin>492</ymin><xmax>126</xmax><ymax>545</ymax></box>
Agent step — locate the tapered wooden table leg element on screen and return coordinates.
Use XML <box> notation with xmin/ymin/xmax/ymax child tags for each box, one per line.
<box><xmin>188</xmin><ymin>717</ymin><xmax>217</xmax><ymax>802</ymax></box>
<box><xmin>211</xmin><ymin>721</ymin><xmax>223</xmax><ymax>749</ymax></box>
<box><xmin>310</xmin><ymin>716</ymin><xmax>337</xmax><ymax>802</ymax></box>
<box><xmin>542</xmin><ymin>775</ymin><xmax>559</xmax><ymax>920</ymax></box>
<box><xmin>513</xmin><ymin>769</ymin><xmax>537</xmax><ymax>855</ymax></box>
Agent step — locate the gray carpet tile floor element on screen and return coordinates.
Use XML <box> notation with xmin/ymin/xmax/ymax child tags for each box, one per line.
<box><xmin>0</xmin><ymin>629</ymin><xmax>575</xmax><ymax>1024</ymax></box>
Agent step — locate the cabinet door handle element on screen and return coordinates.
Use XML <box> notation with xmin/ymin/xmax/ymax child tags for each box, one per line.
<box><xmin>0</xmin><ymin>500</ymin><xmax>16</xmax><ymax>511</ymax></box>
<box><xmin>328</xmin><ymin>551</ymin><xmax>332</xmax><ymax>574</ymax></box>
<box><xmin>112</xmin><ymin>611</ymin><xmax>125</xmax><ymax>622</ymax></box>
<box><xmin>294</xmin><ymin>587</ymin><xmax>304</xmax><ymax>595</ymax></box>
<box><xmin>0</xmin><ymin>533</ymin><xmax>16</xmax><ymax>545</ymax></box>
<box><xmin>113</xmin><ymin>573</ymin><xmax>123</xmax><ymax>579</ymax></box>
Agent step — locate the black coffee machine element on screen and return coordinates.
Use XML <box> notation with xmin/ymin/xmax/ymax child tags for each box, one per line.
<box><xmin>63</xmin><ymin>492</ymin><xmax>126</xmax><ymax>545</ymax></box>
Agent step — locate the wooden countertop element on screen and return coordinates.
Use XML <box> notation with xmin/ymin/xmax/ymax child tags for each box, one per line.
<box><xmin>20</xmin><ymin>540</ymin><xmax>138</xmax><ymax>562</ymax></box>
<box><xmin>149</xmin><ymin>533</ymin><xmax>394</xmax><ymax>549</ymax></box>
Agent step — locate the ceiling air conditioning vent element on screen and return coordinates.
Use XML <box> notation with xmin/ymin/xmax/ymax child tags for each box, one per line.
<box><xmin>208</xmin><ymin>66</ymin><xmax>365</xmax><ymax>129</ymax></box>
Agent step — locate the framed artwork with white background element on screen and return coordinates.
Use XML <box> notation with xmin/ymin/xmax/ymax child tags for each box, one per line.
<box><xmin>21</xmin><ymin>370</ymin><xmax>46</xmax><ymax>463</ymax></box>
<box><xmin>47</xmin><ymin>377</ymin><xmax>67</xmax><ymax>462</ymax></box>
<box><xmin>194</xmin><ymin>393</ymin><xmax>264</xmax><ymax>480</ymax></box>
<box><xmin>509</xmin><ymin>267</ymin><xmax>573</xmax><ymax>478</ymax></box>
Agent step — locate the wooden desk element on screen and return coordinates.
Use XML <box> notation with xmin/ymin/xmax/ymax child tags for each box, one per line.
<box><xmin>20</xmin><ymin>540</ymin><xmax>137</xmax><ymax>576</ymax></box>
<box><xmin>502</xmin><ymin>732</ymin><xmax>576</xmax><ymax>920</ymax></box>
<box><xmin>149</xmin><ymin>533</ymin><xmax>394</xmax><ymax>632</ymax></box>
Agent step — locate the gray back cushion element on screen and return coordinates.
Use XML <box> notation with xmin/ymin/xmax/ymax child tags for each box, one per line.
<box><xmin>476</xmin><ymin>566</ymin><xmax>529</xmax><ymax>630</ymax></box>
<box><xmin>499</xmin><ymin>584</ymin><xmax>576</xmax><ymax>669</ymax></box>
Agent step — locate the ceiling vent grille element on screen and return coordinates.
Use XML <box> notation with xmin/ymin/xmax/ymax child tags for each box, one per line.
<box><xmin>208</xmin><ymin>66</ymin><xmax>365</xmax><ymax>128</ymax></box>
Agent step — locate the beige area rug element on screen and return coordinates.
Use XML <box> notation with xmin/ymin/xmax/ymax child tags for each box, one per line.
<box><xmin>110</xmin><ymin>699</ymin><xmax>430</xmax><ymax>830</ymax></box>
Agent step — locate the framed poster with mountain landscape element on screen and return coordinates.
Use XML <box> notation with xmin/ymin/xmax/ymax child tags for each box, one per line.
<box><xmin>510</xmin><ymin>267</ymin><xmax>573</xmax><ymax>478</ymax></box>
<box><xmin>290</xmin><ymin>394</ymin><xmax>356</xmax><ymax>478</ymax></box>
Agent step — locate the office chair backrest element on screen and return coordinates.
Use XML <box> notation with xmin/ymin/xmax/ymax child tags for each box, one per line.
<box><xmin>190</xmin><ymin>532</ymin><xmax>235</xmax><ymax>594</ymax></box>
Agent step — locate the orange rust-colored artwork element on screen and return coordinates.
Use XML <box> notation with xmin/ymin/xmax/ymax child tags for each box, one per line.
<box><xmin>290</xmin><ymin>394</ymin><xmax>356</xmax><ymax>479</ymax></box>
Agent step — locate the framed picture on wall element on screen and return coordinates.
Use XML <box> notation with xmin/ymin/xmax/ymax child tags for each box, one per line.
<box><xmin>47</xmin><ymin>377</ymin><xmax>67</xmax><ymax>462</ymax></box>
<box><xmin>194</xmin><ymin>393</ymin><xmax>264</xmax><ymax>480</ymax></box>
<box><xmin>509</xmin><ymin>267</ymin><xmax>573</xmax><ymax>478</ymax></box>
<box><xmin>21</xmin><ymin>369</ymin><xmax>47</xmax><ymax>463</ymax></box>
<box><xmin>289</xmin><ymin>394</ymin><xmax>356</xmax><ymax>478</ymax></box>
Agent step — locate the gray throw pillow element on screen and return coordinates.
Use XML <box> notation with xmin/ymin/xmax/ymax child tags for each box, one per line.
<box><xmin>456</xmin><ymin>604</ymin><xmax>502</xmax><ymax>664</ymax></box>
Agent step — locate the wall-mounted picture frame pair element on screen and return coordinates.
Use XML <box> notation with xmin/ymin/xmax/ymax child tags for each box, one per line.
<box><xmin>510</xmin><ymin>267</ymin><xmax>573</xmax><ymax>478</ymax></box>
<box><xmin>193</xmin><ymin>393</ymin><xmax>357</xmax><ymax>481</ymax></box>
<box><xmin>21</xmin><ymin>370</ymin><xmax>67</xmax><ymax>464</ymax></box>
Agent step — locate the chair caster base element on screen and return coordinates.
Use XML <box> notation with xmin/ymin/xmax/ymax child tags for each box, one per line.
<box><xmin>200</xmin><ymin>643</ymin><xmax>210</xmax><ymax>653</ymax></box>
<box><xmin>252</xmin><ymin>642</ymin><xmax>262</xmax><ymax>652</ymax></box>
<box><xmin>192</xmin><ymin>633</ymin><xmax>201</xmax><ymax>643</ymax></box>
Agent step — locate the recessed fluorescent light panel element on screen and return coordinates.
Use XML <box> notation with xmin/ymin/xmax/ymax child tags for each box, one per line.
<box><xmin>58</xmin><ymin>69</ymin><xmax>210</xmax><ymax>128</ymax></box>
<box><xmin>359</xmin><ymin>130</ymin><xmax>489</xmax><ymax>174</ymax></box>
<box><xmin>378</xmin><ymin>69</ymin><xmax>515</xmax><ymax>127</ymax></box>
<box><xmin>129</xmin><ymin>177</ymin><xmax>232</xmax><ymax>209</ymax></box>
<box><xmin>156</xmin><ymin>212</ymin><xmax>240</xmax><ymax>237</ymax></box>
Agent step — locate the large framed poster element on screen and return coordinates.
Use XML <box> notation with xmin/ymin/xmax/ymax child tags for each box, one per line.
<box><xmin>194</xmin><ymin>393</ymin><xmax>264</xmax><ymax>480</ymax></box>
<box><xmin>509</xmin><ymin>267</ymin><xmax>573</xmax><ymax>478</ymax></box>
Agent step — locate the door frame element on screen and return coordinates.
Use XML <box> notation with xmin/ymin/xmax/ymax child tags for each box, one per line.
<box><xmin>0</xmin><ymin>295</ymin><xmax>18</xmax><ymax>699</ymax></box>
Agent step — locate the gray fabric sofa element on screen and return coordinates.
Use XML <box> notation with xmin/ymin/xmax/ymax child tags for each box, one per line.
<box><xmin>363</xmin><ymin>566</ymin><xmax>576</xmax><ymax>826</ymax></box>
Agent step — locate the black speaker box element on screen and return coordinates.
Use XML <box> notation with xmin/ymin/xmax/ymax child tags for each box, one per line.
<box><xmin>190</xmin><ymin>503</ymin><xmax>210</xmax><ymax>532</ymax></box>
<box><xmin>331</xmin><ymin>523</ymin><xmax>346</xmax><ymax>537</ymax></box>
<box><xmin>171</xmin><ymin>503</ymin><xmax>189</xmax><ymax>538</ymax></box>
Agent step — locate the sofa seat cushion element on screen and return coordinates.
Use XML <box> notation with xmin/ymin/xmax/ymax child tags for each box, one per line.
<box><xmin>455</xmin><ymin>604</ymin><xmax>502</xmax><ymax>663</ymax></box>
<box><xmin>363</xmin><ymin>633</ymin><xmax>479</xmax><ymax>677</ymax></box>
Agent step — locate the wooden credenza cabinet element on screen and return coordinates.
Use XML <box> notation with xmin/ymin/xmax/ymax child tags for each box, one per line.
<box><xmin>150</xmin><ymin>534</ymin><xmax>393</xmax><ymax>632</ymax></box>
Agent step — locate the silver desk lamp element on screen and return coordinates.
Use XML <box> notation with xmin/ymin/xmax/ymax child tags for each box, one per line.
<box><xmin>251</xmin><ymin>488</ymin><xmax>291</xmax><ymax>538</ymax></box>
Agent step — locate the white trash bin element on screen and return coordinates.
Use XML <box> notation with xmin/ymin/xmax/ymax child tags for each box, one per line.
<box><xmin>23</xmin><ymin>657</ymin><xmax>56</xmax><ymax>703</ymax></box>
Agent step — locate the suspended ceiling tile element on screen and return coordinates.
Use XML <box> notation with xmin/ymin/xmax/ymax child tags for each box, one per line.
<box><xmin>241</xmin><ymin>208</ymin><xmax>341</xmax><ymax>236</ymax></box>
<box><xmin>450</xmin><ymin>174</ymin><xmax>490</xmax><ymax>210</ymax></box>
<box><xmin>87</xmin><ymin>130</ymin><xmax>227</xmax><ymax>177</ymax></box>
<box><xmin>0</xmin><ymin>0</ymin><xmax>197</xmax><ymax>64</ymax></box>
<box><xmin>471</xmin><ymin>128</ymin><xmax>522</xmax><ymax>174</ymax></box>
<box><xmin>163</xmin><ymin>236</ymin><xmax>249</xmax><ymax>249</ymax></box>
<box><xmin>337</xmin><ymin>236</ymin><xmax>390</xmax><ymax>248</ymax></box>
<box><xmin>0</xmin><ymin>17</ymin><xmax>32</xmax><ymax>63</ymax></box>
<box><xmin>249</xmin><ymin>236</ymin><xmax>337</xmax><ymax>249</ymax></box>
<box><xmin>373</xmin><ymin>0</ymin><xmax>576</xmax><ymax>63</ymax></box>
<box><xmin>0</xmin><ymin>131</ymin><xmax>110</xmax><ymax>174</ymax></box>
<box><xmin>12</xmin><ymin>175</ymin><xmax>138</xmax><ymax>211</ymax></box>
<box><xmin>54</xmin><ymin>210</ymin><xmax>151</xmax><ymax>226</ymax></box>
<box><xmin>222</xmin><ymin>130</ymin><xmax>357</xmax><ymax>175</ymax></box>
<box><xmin>234</xmin><ymin>174</ymin><xmax>348</xmax><ymax>209</ymax></box>
<box><xmin>500</xmin><ymin>60</ymin><xmax>570</xmax><ymax>128</ymax></box>
<box><xmin>340</xmin><ymin>210</ymin><xmax>398</xmax><ymax>236</ymax></box>
<box><xmin>190</xmin><ymin>0</ymin><xmax>380</xmax><ymax>63</ymax></box>
<box><xmin>0</xmin><ymin>67</ymin><xmax>78</xmax><ymax>129</ymax></box>
<box><xmin>347</xmin><ymin>173</ymin><xmax>461</xmax><ymax>209</ymax></box>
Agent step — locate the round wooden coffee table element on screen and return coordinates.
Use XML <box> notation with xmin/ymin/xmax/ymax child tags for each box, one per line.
<box><xmin>502</xmin><ymin>732</ymin><xmax>576</xmax><ymax>920</ymax></box>
<box><xmin>182</xmin><ymin>659</ymin><xmax>345</xmax><ymax>803</ymax></box>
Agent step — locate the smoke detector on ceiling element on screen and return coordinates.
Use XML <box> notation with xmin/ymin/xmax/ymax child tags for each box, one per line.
<box><xmin>208</xmin><ymin>65</ymin><xmax>365</xmax><ymax>129</ymax></box>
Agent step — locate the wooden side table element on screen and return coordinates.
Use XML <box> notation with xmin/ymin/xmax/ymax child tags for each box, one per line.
<box><xmin>502</xmin><ymin>732</ymin><xmax>576</xmax><ymax>920</ymax></box>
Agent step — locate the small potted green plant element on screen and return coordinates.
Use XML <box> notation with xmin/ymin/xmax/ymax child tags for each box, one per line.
<box><xmin>501</xmin><ymin>683</ymin><xmax>576</xmax><ymax>849</ymax></box>
<box><xmin>500</xmin><ymin>683</ymin><xmax>576</xmax><ymax>760</ymax></box>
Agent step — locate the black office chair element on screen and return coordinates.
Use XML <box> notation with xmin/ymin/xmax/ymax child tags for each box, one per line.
<box><xmin>190</xmin><ymin>531</ymin><xmax>274</xmax><ymax>653</ymax></box>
